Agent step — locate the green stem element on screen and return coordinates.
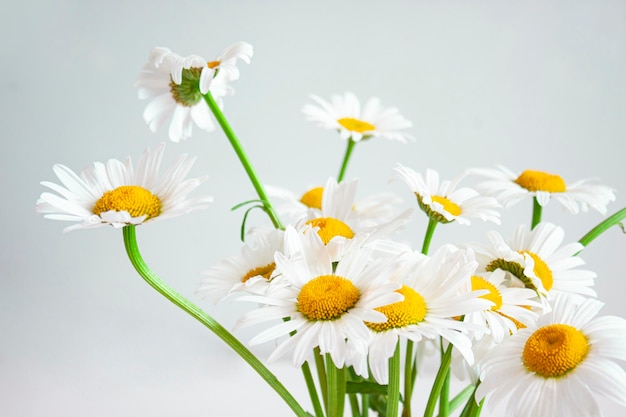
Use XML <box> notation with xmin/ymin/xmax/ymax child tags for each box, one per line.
<box><xmin>122</xmin><ymin>226</ymin><xmax>307</xmax><ymax>417</ymax></box>
<box><xmin>531</xmin><ymin>197</ymin><xmax>542</xmax><ymax>230</ymax></box>
<box><xmin>302</xmin><ymin>361</ymin><xmax>325</xmax><ymax>417</ymax></box>
<box><xmin>423</xmin><ymin>343</ymin><xmax>453</xmax><ymax>417</ymax></box>
<box><xmin>422</xmin><ymin>218</ymin><xmax>438</xmax><ymax>255</ymax></box>
<box><xmin>314</xmin><ymin>347</ymin><xmax>329</xmax><ymax>412</ymax></box>
<box><xmin>459</xmin><ymin>383</ymin><xmax>480</xmax><ymax>417</ymax></box>
<box><xmin>326</xmin><ymin>354</ymin><xmax>346</xmax><ymax>417</ymax></box>
<box><xmin>578</xmin><ymin>206</ymin><xmax>626</xmax><ymax>248</ymax></box>
<box><xmin>386</xmin><ymin>343</ymin><xmax>401</xmax><ymax>417</ymax></box>
<box><xmin>362</xmin><ymin>394</ymin><xmax>369</xmax><ymax>417</ymax></box>
<box><xmin>437</xmin><ymin>384</ymin><xmax>475</xmax><ymax>417</ymax></box>
<box><xmin>438</xmin><ymin>338</ymin><xmax>450</xmax><ymax>417</ymax></box>
<box><xmin>337</xmin><ymin>138</ymin><xmax>357</xmax><ymax>182</ymax></box>
<box><xmin>203</xmin><ymin>92</ymin><xmax>283</xmax><ymax>229</ymax></box>
<box><xmin>402</xmin><ymin>340</ymin><xmax>414</xmax><ymax>417</ymax></box>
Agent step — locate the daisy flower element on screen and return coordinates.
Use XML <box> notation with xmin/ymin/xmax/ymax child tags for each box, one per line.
<box><xmin>196</xmin><ymin>228</ymin><xmax>284</xmax><ymax>303</ymax></box>
<box><xmin>463</xmin><ymin>269</ymin><xmax>540</xmax><ymax>343</ymax></box>
<box><xmin>393</xmin><ymin>164</ymin><xmax>501</xmax><ymax>225</ymax></box>
<box><xmin>365</xmin><ymin>245</ymin><xmax>492</xmax><ymax>384</ymax></box>
<box><xmin>236</xmin><ymin>226</ymin><xmax>403</xmax><ymax>368</ymax></box>
<box><xmin>297</xmin><ymin>177</ymin><xmax>412</xmax><ymax>261</ymax></box>
<box><xmin>265</xmin><ymin>178</ymin><xmax>404</xmax><ymax>228</ymax></box>
<box><xmin>473</xmin><ymin>223</ymin><xmax>597</xmax><ymax>301</ymax></box>
<box><xmin>476</xmin><ymin>294</ymin><xmax>626</xmax><ymax>417</ymax></box>
<box><xmin>302</xmin><ymin>92</ymin><xmax>414</xmax><ymax>143</ymax></box>
<box><xmin>472</xmin><ymin>165</ymin><xmax>616</xmax><ymax>215</ymax></box>
<box><xmin>135</xmin><ymin>42</ymin><xmax>253</xmax><ymax>142</ymax></box>
<box><xmin>36</xmin><ymin>143</ymin><xmax>212</xmax><ymax>232</ymax></box>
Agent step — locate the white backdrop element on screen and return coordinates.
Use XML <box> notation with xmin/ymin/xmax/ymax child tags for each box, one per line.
<box><xmin>2</xmin><ymin>1</ymin><xmax>625</xmax><ymax>416</ymax></box>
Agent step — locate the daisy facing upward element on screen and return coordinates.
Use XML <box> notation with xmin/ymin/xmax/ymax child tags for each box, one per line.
<box><xmin>36</xmin><ymin>143</ymin><xmax>212</xmax><ymax>232</ymax></box>
<box><xmin>236</xmin><ymin>226</ymin><xmax>404</xmax><ymax>369</ymax></box>
<box><xmin>476</xmin><ymin>293</ymin><xmax>626</xmax><ymax>417</ymax></box>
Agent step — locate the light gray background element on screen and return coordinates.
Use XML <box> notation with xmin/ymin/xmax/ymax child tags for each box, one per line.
<box><xmin>2</xmin><ymin>1</ymin><xmax>625</xmax><ymax>416</ymax></box>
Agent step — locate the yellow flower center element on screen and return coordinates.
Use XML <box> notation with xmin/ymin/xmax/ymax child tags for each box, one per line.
<box><xmin>514</xmin><ymin>170</ymin><xmax>567</xmax><ymax>193</ymax></box>
<box><xmin>306</xmin><ymin>217</ymin><xmax>355</xmax><ymax>244</ymax></box>
<box><xmin>300</xmin><ymin>187</ymin><xmax>324</xmax><ymax>210</ymax></box>
<box><xmin>93</xmin><ymin>185</ymin><xmax>161</xmax><ymax>220</ymax></box>
<box><xmin>241</xmin><ymin>262</ymin><xmax>276</xmax><ymax>283</ymax></box>
<box><xmin>519</xmin><ymin>251</ymin><xmax>553</xmax><ymax>292</ymax></box>
<box><xmin>497</xmin><ymin>310</ymin><xmax>528</xmax><ymax>331</ymax></box>
<box><xmin>337</xmin><ymin>117</ymin><xmax>376</xmax><ymax>133</ymax></box>
<box><xmin>522</xmin><ymin>324</ymin><xmax>589</xmax><ymax>377</ymax></box>
<box><xmin>206</xmin><ymin>60</ymin><xmax>220</xmax><ymax>69</ymax></box>
<box><xmin>297</xmin><ymin>275</ymin><xmax>360</xmax><ymax>321</ymax></box>
<box><xmin>431</xmin><ymin>195</ymin><xmax>462</xmax><ymax>216</ymax></box>
<box><xmin>471</xmin><ymin>276</ymin><xmax>503</xmax><ymax>311</ymax></box>
<box><xmin>366</xmin><ymin>285</ymin><xmax>427</xmax><ymax>332</ymax></box>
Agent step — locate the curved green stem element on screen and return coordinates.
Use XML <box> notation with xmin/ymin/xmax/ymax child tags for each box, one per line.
<box><xmin>422</xmin><ymin>218</ymin><xmax>438</xmax><ymax>255</ymax></box>
<box><xmin>531</xmin><ymin>197</ymin><xmax>542</xmax><ymax>230</ymax></box>
<box><xmin>579</xmin><ymin>206</ymin><xmax>626</xmax><ymax>248</ymax></box>
<box><xmin>337</xmin><ymin>138</ymin><xmax>357</xmax><ymax>182</ymax></box>
<box><xmin>203</xmin><ymin>92</ymin><xmax>283</xmax><ymax>230</ymax></box>
<box><xmin>386</xmin><ymin>342</ymin><xmax>401</xmax><ymax>417</ymax></box>
<box><xmin>423</xmin><ymin>343</ymin><xmax>453</xmax><ymax>417</ymax></box>
<box><xmin>122</xmin><ymin>226</ymin><xmax>307</xmax><ymax>417</ymax></box>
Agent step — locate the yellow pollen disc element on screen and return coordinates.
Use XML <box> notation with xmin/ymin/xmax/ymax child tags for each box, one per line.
<box><xmin>93</xmin><ymin>185</ymin><xmax>161</xmax><ymax>220</ymax></box>
<box><xmin>337</xmin><ymin>117</ymin><xmax>376</xmax><ymax>133</ymax></box>
<box><xmin>431</xmin><ymin>195</ymin><xmax>462</xmax><ymax>216</ymax></box>
<box><xmin>306</xmin><ymin>217</ymin><xmax>355</xmax><ymax>245</ymax></box>
<box><xmin>471</xmin><ymin>276</ymin><xmax>503</xmax><ymax>311</ymax></box>
<box><xmin>241</xmin><ymin>262</ymin><xmax>276</xmax><ymax>283</ymax></box>
<box><xmin>514</xmin><ymin>170</ymin><xmax>566</xmax><ymax>193</ymax></box>
<box><xmin>300</xmin><ymin>187</ymin><xmax>324</xmax><ymax>210</ymax></box>
<box><xmin>366</xmin><ymin>285</ymin><xmax>427</xmax><ymax>332</ymax></box>
<box><xmin>523</xmin><ymin>324</ymin><xmax>589</xmax><ymax>378</ymax></box>
<box><xmin>519</xmin><ymin>251</ymin><xmax>553</xmax><ymax>292</ymax></box>
<box><xmin>206</xmin><ymin>60</ymin><xmax>220</xmax><ymax>69</ymax></box>
<box><xmin>297</xmin><ymin>275</ymin><xmax>360</xmax><ymax>321</ymax></box>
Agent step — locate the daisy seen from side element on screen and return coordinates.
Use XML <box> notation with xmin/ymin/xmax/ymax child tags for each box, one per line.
<box><xmin>196</xmin><ymin>228</ymin><xmax>284</xmax><ymax>303</ymax></box>
<box><xmin>135</xmin><ymin>42</ymin><xmax>253</xmax><ymax>142</ymax></box>
<box><xmin>463</xmin><ymin>269</ymin><xmax>541</xmax><ymax>343</ymax></box>
<box><xmin>236</xmin><ymin>226</ymin><xmax>404</xmax><ymax>368</ymax></box>
<box><xmin>473</xmin><ymin>223</ymin><xmax>597</xmax><ymax>302</ymax></box>
<box><xmin>36</xmin><ymin>143</ymin><xmax>212</xmax><ymax>232</ymax></box>
<box><xmin>302</xmin><ymin>92</ymin><xmax>414</xmax><ymax>143</ymax></box>
<box><xmin>472</xmin><ymin>165</ymin><xmax>616</xmax><ymax>215</ymax></box>
<box><xmin>476</xmin><ymin>294</ymin><xmax>626</xmax><ymax>417</ymax></box>
<box><xmin>393</xmin><ymin>164</ymin><xmax>501</xmax><ymax>225</ymax></box>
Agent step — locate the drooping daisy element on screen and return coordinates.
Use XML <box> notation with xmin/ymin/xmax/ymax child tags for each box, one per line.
<box><xmin>196</xmin><ymin>228</ymin><xmax>284</xmax><ymax>303</ymax></box>
<box><xmin>365</xmin><ymin>245</ymin><xmax>492</xmax><ymax>384</ymax></box>
<box><xmin>36</xmin><ymin>143</ymin><xmax>212</xmax><ymax>232</ymax></box>
<box><xmin>476</xmin><ymin>294</ymin><xmax>626</xmax><ymax>417</ymax></box>
<box><xmin>473</xmin><ymin>223</ymin><xmax>597</xmax><ymax>301</ymax></box>
<box><xmin>393</xmin><ymin>164</ymin><xmax>501</xmax><ymax>225</ymax></box>
<box><xmin>472</xmin><ymin>165</ymin><xmax>616</xmax><ymax>215</ymax></box>
<box><xmin>135</xmin><ymin>42</ymin><xmax>253</xmax><ymax>142</ymax></box>
<box><xmin>302</xmin><ymin>92</ymin><xmax>414</xmax><ymax>143</ymax></box>
<box><xmin>463</xmin><ymin>269</ymin><xmax>540</xmax><ymax>343</ymax></box>
<box><xmin>236</xmin><ymin>226</ymin><xmax>403</xmax><ymax>368</ymax></box>
<box><xmin>265</xmin><ymin>180</ymin><xmax>404</xmax><ymax>228</ymax></box>
<box><xmin>297</xmin><ymin>177</ymin><xmax>412</xmax><ymax>261</ymax></box>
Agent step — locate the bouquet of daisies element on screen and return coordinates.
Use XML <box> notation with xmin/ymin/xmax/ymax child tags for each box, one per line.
<box><xmin>36</xmin><ymin>42</ymin><xmax>626</xmax><ymax>417</ymax></box>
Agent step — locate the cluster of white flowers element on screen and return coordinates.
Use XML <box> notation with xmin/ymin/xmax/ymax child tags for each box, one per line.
<box><xmin>37</xmin><ymin>42</ymin><xmax>625</xmax><ymax>417</ymax></box>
